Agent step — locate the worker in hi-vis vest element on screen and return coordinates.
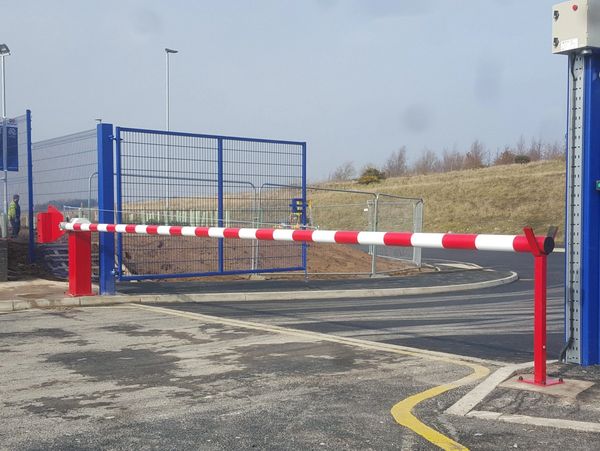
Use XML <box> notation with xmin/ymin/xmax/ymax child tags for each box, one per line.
<box><xmin>8</xmin><ymin>194</ymin><xmax>20</xmax><ymax>238</ymax></box>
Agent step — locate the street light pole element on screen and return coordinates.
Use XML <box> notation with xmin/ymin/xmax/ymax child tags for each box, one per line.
<box><xmin>165</xmin><ymin>48</ymin><xmax>178</xmax><ymax>131</ymax></box>
<box><xmin>0</xmin><ymin>43</ymin><xmax>10</xmax><ymax>239</ymax></box>
<box><xmin>164</xmin><ymin>48</ymin><xmax>178</xmax><ymax>214</ymax></box>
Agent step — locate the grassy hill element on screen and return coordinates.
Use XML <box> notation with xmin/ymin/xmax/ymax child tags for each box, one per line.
<box><xmin>317</xmin><ymin>160</ymin><xmax>566</xmax><ymax>241</ymax></box>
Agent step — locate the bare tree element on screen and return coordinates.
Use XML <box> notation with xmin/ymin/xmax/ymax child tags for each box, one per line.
<box><xmin>412</xmin><ymin>149</ymin><xmax>440</xmax><ymax>175</ymax></box>
<box><xmin>464</xmin><ymin>139</ymin><xmax>486</xmax><ymax>169</ymax></box>
<box><xmin>441</xmin><ymin>148</ymin><xmax>464</xmax><ymax>172</ymax></box>
<box><xmin>383</xmin><ymin>146</ymin><xmax>408</xmax><ymax>177</ymax></box>
<box><xmin>544</xmin><ymin>140</ymin><xmax>565</xmax><ymax>160</ymax></box>
<box><xmin>494</xmin><ymin>146</ymin><xmax>516</xmax><ymax>165</ymax></box>
<box><xmin>328</xmin><ymin>161</ymin><xmax>356</xmax><ymax>181</ymax></box>
<box><xmin>514</xmin><ymin>135</ymin><xmax>528</xmax><ymax>157</ymax></box>
<box><xmin>528</xmin><ymin>138</ymin><xmax>543</xmax><ymax>161</ymax></box>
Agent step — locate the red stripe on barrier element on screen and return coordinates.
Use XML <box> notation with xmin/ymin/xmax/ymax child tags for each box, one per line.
<box><xmin>292</xmin><ymin>230</ymin><xmax>314</xmax><ymax>241</ymax></box>
<box><xmin>223</xmin><ymin>228</ymin><xmax>241</xmax><ymax>239</ymax></box>
<box><xmin>513</xmin><ymin>236</ymin><xmax>530</xmax><ymax>253</ymax></box>
<box><xmin>442</xmin><ymin>234</ymin><xmax>478</xmax><ymax>250</ymax></box>
<box><xmin>89</xmin><ymin>224</ymin><xmax>98</xmax><ymax>232</ymax></box>
<box><xmin>194</xmin><ymin>227</ymin><xmax>210</xmax><ymax>237</ymax></box>
<box><xmin>106</xmin><ymin>224</ymin><xmax>116</xmax><ymax>233</ymax></box>
<box><xmin>170</xmin><ymin>226</ymin><xmax>183</xmax><ymax>236</ymax></box>
<box><xmin>125</xmin><ymin>225</ymin><xmax>137</xmax><ymax>233</ymax></box>
<box><xmin>383</xmin><ymin>232</ymin><xmax>413</xmax><ymax>247</ymax></box>
<box><xmin>256</xmin><ymin>229</ymin><xmax>275</xmax><ymax>240</ymax></box>
<box><xmin>334</xmin><ymin>231</ymin><xmax>360</xmax><ymax>244</ymax></box>
<box><xmin>146</xmin><ymin>225</ymin><xmax>158</xmax><ymax>234</ymax></box>
<box><xmin>72</xmin><ymin>223</ymin><xmax>82</xmax><ymax>231</ymax></box>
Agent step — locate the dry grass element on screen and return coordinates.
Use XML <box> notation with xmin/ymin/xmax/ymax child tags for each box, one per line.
<box><xmin>317</xmin><ymin>160</ymin><xmax>566</xmax><ymax>241</ymax></box>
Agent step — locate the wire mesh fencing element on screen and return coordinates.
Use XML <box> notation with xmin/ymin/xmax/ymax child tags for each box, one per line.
<box><xmin>374</xmin><ymin>194</ymin><xmax>423</xmax><ymax>268</ymax></box>
<box><xmin>31</xmin><ymin>128</ymin><xmax>99</xmax><ymax>277</ymax></box>
<box><xmin>303</xmin><ymin>188</ymin><xmax>422</xmax><ymax>276</ymax></box>
<box><xmin>115</xmin><ymin>127</ymin><xmax>306</xmax><ymax>280</ymax></box>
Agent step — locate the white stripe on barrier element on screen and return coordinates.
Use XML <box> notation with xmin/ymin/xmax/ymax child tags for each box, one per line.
<box><xmin>273</xmin><ymin>229</ymin><xmax>295</xmax><ymax>241</ymax></box>
<box><xmin>115</xmin><ymin>224</ymin><xmax>127</xmax><ymax>233</ymax></box>
<box><xmin>411</xmin><ymin>233</ymin><xmax>444</xmax><ymax>249</ymax></box>
<box><xmin>208</xmin><ymin>227</ymin><xmax>225</xmax><ymax>238</ymax></box>
<box><xmin>475</xmin><ymin>234</ymin><xmax>517</xmax><ymax>252</ymax></box>
<box><xmin>79</xmin><ymin>223</ymin><xmax>91</xmax><ymax>232</ymax></box>
<box><xmin>135</xmin><ymin>225</ymin><xmax>147</xmax><ymax>234</ymax></box>
<box><xmin>156</xmin><ymin>226</ymin><xmax>172</xmax><ymax>235</ymax></box>
<box><xmin>97</xmin><ymin>224</ymin><xmax>109</xmax><ymax>233</ymax></box>
<box><xmin>180</xmin><ymin>226</ymin><xmax>197</xmax><ymax>237</ymax></box>
<box><xmin>312</xmin><ymin>230</ymin><xmax>337</xmax><ymax>243</ymax></box>
<box><xmin>239</xmin><ymin>228</ymin><xmax>258</xmax><ymax>240</ymax></box>
<box><xmin>357</xmin><ymin>231</ymin><xmax>386</xmax><ymax>246</ymax></box>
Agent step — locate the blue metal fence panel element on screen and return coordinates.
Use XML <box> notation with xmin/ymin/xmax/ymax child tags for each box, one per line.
<box><xmin>114</xmin><ymin>126</ymin><xmax>306</xmax><ymax>280</ymax></box>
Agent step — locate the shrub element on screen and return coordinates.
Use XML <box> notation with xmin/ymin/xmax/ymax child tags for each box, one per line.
<box><xmin>357</xmin><ymin>167</ymin><xmax>386</xmax><ymax>184</ymax></box>
<box><xmin>514</xmin><ymin>154</ymin><xmax>531</xmax><ymax>164</ymax></box>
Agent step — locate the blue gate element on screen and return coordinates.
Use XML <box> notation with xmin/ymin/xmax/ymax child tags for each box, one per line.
<box><xmin>110</xmin><ymin>126</ymin><xmax>306</xmax><ymax>282</ymax></box>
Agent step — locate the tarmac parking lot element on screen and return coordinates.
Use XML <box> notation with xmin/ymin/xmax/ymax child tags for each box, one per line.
<box><xmin>2</xmin><ymin>304</ymin><xmax>600</xmax><ymax>450</ymax></box>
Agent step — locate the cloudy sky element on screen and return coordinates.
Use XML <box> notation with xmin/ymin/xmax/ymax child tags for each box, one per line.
<box><xmin>3</xmin><ymin>0</ymin><xmax>567</xmax><ymax>180</ymax></box>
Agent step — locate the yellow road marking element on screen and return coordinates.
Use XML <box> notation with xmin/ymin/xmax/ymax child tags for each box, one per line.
<box><xmin>391</xmin><ymin>367</ymin><xmax>488</xmax><ymax>450</ymax></box>
<box><xmin>129</xmin><ymin>303</ymin><xmax>489</xmax><ymax>450</ymax></box>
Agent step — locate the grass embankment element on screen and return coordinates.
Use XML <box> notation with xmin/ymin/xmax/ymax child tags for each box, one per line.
<box><xmin>317</xmin><ymin>160</ymin><xmax>566</xmax><ymax>242</ymax></box>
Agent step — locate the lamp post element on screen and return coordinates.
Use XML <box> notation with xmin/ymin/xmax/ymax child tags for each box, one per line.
<box><xmin>165</xmin><ymin>48</ymin><xmax>178</xmax><ymax>131</ymax></box>
<box><xmin>164</xmin><ymin>48</ymin><xmax>178</xmax><ymax>213</ymax></box>
<box><xmin>0</xmin><ymin>43</ymin><xmax>10</xmax><ymax>239</ymax></box>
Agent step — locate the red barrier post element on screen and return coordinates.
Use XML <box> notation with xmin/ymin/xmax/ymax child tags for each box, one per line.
<box><xmin>520</xmin><ymin>227</ymin><xmax>562</xmax><ymax>387</ymax></box>
<box><xmin>66</xmin><ymin>228</ymin><xmax>94</xmax><ymax>297</ymax></box>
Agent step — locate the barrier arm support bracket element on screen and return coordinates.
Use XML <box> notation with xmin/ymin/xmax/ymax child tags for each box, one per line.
<box><xmin>519</xmin><ymin>226</ymin><xmax>563</xmax><ymax>387</ymax></box>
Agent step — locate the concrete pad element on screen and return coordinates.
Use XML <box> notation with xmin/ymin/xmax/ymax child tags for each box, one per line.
<box><xmin>501</xmin><ymin>375</ymin><xmax>595</xmax><ymax>399</ymax></box>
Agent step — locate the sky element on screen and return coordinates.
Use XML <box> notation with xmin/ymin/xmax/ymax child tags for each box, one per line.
<box><xmin>3</xmin><ymin>0</ymin><xmax>568</xmax><ymax>181</ymax></box>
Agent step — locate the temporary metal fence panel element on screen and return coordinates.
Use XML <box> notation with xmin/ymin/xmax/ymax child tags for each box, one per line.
<box><xmin>3</xmin><ymin>112</ymin><xmax>32</xmax><ymax>257</ymax></box>
<box><xmin>31</xmin><ymin>129</ymin><xmax>98</xmax><ymax>218</ymax></box>
<box><xmin>375</xmin><ymin>194</ymin><xmax>423</xmax><ymax>267</ymax></box>
<box><xmin>291</xmin><ymin>187</ymin><xmax>422</xmax><ymax>276</ymax></box>
<box><xmin>303</xmin><ymin>186</ymin><xmax>377</xmax><ymax>275</ymax></box>
<box><xmin>31</xmin><ymin>128</ymin><xmax>98</xmax><ymax>274</ymax></box>
<box><xmin>115</xmin><ymin>127</ymin><xmax>306</xmax><ymax>280</ymax></box>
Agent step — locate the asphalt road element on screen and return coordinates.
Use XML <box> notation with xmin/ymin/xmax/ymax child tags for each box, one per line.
<box><xmin>162</xmin><ymin>248</ymin><xmax>566</xmax><ymax>364</ymax></box>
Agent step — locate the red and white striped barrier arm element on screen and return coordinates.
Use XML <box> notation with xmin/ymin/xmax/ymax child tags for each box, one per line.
<box><xmin>60</xmin><ymin>222</ymin><xmax>554</xmax><ymax>254</ymax></box>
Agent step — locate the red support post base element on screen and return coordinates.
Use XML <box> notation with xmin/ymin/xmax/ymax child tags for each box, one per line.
<box><xmin>67</xmin><ymin>230</ymin><xmax>94</xmax><ymax>297</ymax></box>
<box><xmin>519</xmin><ymin>228</ymin><xmax>563</xmax><ymax>387</ymax></box>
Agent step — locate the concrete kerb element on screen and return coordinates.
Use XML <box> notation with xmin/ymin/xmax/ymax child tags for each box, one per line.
<box><xmin>0</xmin><ymin>271</ymin><xmax>518</xmax><ymax>312</ymax></box>
<box><xmin>446</xmin><ymin>360</ymin><xmax>600</xmax><ymax>434</ymax></box>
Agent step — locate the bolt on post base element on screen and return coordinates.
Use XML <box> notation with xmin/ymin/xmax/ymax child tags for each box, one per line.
<box><xmin>518</xmin><ymin>375</ymin><xmax>564</xmax><ymax>387</ymax></box>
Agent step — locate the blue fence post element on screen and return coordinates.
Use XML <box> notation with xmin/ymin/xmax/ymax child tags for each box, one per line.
<box><xmin>115</xmin><ymin>127</ymin><xmax>123</xmax><ymax>280</ymax></box>
<box><xmin>26</xmin><ymin>110</ymin><xmax>35</xmax><ymax>263</ymax></box>
<box><xmin>301</xmin><ymin>142</ymin><xmax>307</xmax><ymax>271</ymax></box>
<box><xmin>217</xmin><ymin>137</ymin><xmax>224</xmax><ymax>273</ymax></box>
<box><xmin>97</xmin><ymin>123</ymin><xmax>115</xmax><ymax>295</ymax></box>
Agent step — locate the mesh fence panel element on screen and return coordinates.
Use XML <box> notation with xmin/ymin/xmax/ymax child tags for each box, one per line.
<box><xmin>31</xmin><ymin>129</ymin><xmax>98</xmax><ymax>277</ymax></box>
<box><xmin>32</xmin><ymin>129</ymin><xmax>97</xmax><ymax>217</ymax></box>
<box><xmin>375</xmin><ymin>194</ymin><xmax>422</xmax><ymax>266</ymax></box>
<box><xmin>116</xmin><ymin>128</ymin><xmax>305</xmax><ymax>279</ymax></box>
